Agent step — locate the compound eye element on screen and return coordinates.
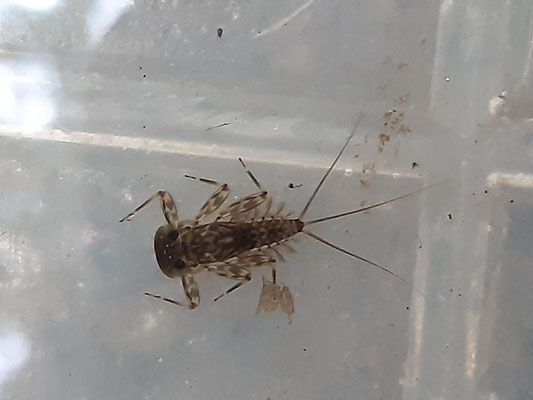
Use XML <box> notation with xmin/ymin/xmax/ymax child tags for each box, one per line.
<box><xmin>175</xmin><ymin>258</ymin><xmax>186</xmax><ymax>269</ymax></box>
<box><xmin>167</xmin><ymin>230</ymin><xmax>179</xmax><ymax>241</ymax></box>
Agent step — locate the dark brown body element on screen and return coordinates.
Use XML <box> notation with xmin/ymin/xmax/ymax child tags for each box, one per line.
<box><xmin>156</xmin><ymin>218</ymin><xmax>304</xmax><ymax>274</ymax></box>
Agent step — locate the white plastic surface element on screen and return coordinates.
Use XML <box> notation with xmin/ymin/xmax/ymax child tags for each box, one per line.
<box><xmin>1</xmin><ymin>1</ymin><xmax>533</xmax><ymax>399</ymax></box>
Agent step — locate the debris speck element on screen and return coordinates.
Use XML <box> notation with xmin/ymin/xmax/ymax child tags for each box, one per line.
<box><xmin>398</xmin><ymin>124</ymin><xmax>411</xmax><ymax>134</ymax></box>
<box><xmin>378</xmin><ymin>133</ymin><xmax>390</xmax><ymax>146</ymax></box>
<box><xmin>206</xmin><ymin>122</ymin><xmax>230</xmax><ymax>131</ymax></box>
<box><xmin>384</xmin><ymin>109</ymin><xmax>397</xmax><ymax>120</ymax></box>
<box><xmin>217</xmin><ymin>28</ymin><xmax>223</xmax><ymax>38</ymax></box>
<box><xmin>394</xmin><ymin>93</ymin><xmax>409</xmax><ymax>105</ymax></box>
<box><xmin>288</xmin><ymin>183</ymin><xmax>302</xmax><ymax>189</ymax></box>
<box><xmin>397</xmin><ymin>62</ymin><xmax>408</xmax><ymax>70</ymax></box>
<box><xmin>411</xmin><ymin>161</ymin><xmax>419</xmax><ymax>169</ymax></box>
<box><xmin>361</xmin><ymin>163</ymin><xmax>375</xmax><ymax>174</ymax></box>
<box><xmin>448</xmin><ymin>213</ymin><xmax>453</xmax><ymax>220</ymax></box>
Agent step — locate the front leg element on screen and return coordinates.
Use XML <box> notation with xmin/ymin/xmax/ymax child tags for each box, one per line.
<box><xmin>120</xmin><ymin>190</ymin><xmax>180</xmax><ymax>230</ymax></box>
<box><xmin>144</xmin><ymin>273</ymin><xmax>200</xmax><ymax>310</ymax></box>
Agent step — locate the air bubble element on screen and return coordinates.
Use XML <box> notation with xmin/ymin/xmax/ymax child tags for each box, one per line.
<box><xmin>344</xmin><ymin>169</ymin><xmax>353</xmax><ymax>177</ymax></box>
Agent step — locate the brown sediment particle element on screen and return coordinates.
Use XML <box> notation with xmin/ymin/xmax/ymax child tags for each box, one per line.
<box><xmin>397</xmin><ymin>62</ymin><xmax>408</xmax><ymax>70</ymax></box>
<box><xmin>378</xmin><ymin>133</ymin><xmax>390</xmax><ymax>146</ymax></box>
<box><xmin>398</xmin><ymin>124</ymin><xmax>411</xmax><ymax>134</ymax></box>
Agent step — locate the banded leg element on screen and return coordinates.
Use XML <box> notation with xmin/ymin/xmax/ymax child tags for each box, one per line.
<box><xmin>218</xmin><ymin>192</ymin><xmax>269</xmax><ymax>220</ymax></box>
<box><xmin>238</xmin><ymin>157</ymin><xmax>266</xmax><ymax>193</ymax></box>
<box><xmin>216</xmin><ymin>158</ymin><xmax>270</xmax><ymax>221</ymax></box>
<box><xmin>144</xmin><ymin>273</ymin><xmax>200</xmax><ymax>310</ymax></box>
<box><xmin>120</xmin><ymin>190</ymin><xmax>179</xmax><ymax>230</ymax></box>
<box><xmin>185</xmin><ymin>174</ymin><xmax>230</xmax><ymax>224</ymax></box>
<box><xmin>205</xmin><ymin>253</ymin><xmax>276</xmax><ymax>302</ymax></box>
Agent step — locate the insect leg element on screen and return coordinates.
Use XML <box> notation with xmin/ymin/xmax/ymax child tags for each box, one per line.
<box><xmin>185</xmin><ymin>175</ymin><xmax>230</xmax><ymax>224</ymax></box>
<box><xmin>213</xmin><ymin>280</ymin><xmax>250</xmax><ymax>302</ymax></box>
<box><xmin>182</xmin><ymin>273</ymin><xmax>200</xmax><ymax>309</ymax></box>
<box><xmin>238</xmin><ymin>157</ymin><xmax>266</xmax><ymax>193</ymax></box>
<box><xmin>215</xmin><ymin>158</ymin><xmax>271</xmax><ymax>220</ymax></box>
<box><xmin>120</xmin><ymin>191</ymin><xmax>180</xmax><ymax>230</ymax></box>
<box><xmin>144</xmin><ymin>273</ymin><xmax>200</xmax><ymax>309</ymax></box>
<box><xmin>206</xmin><ymin>253</ymin><xmax>276</xmax><ymax>302</ymax></box>
<box><xmin>217</xmin><ymin>191</ymin><xmax>270</xmax><ymax>221</ymax></box>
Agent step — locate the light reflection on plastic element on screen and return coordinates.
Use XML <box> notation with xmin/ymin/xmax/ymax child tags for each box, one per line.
<box><xmin>0</xmin><ymin>60</ymin><xmax>58</xmax><ymax>132</ymax></box>
<box><xmin>86</xmin><ymin>0</ymin><xmax>134</xmax><ymax>45</ymax></box>
<box><xmin>0</xmin><ymin>332</ymin><xmax>30</xmax><ymax>388</ymax></box>
<box><xmin>0</xmin><ymin>67</ymin><xmax>16</xmax><ymax>121</ymax></box>
<box><xmin>8</xmin><ymin>0</ymin><xmax>58</xmax><ymax>11</ymax></box>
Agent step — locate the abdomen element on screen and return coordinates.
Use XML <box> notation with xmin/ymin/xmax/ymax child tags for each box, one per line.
<box><xmin>181</xmin><ymin>218</ymin><xmax>303</xmax><ymax>264</ymax></box>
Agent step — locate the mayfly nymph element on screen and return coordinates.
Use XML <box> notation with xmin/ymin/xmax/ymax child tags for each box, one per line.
<box><xmin>120</xmin><ymin>111</ymin><xmax>435</xmax><ymax>322</ymax></box>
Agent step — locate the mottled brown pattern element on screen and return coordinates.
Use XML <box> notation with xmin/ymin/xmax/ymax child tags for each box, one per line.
<box><xmin>180</xmin><ymin>218</ymin><xmax>303</xmax><ymax>264</ymax></box>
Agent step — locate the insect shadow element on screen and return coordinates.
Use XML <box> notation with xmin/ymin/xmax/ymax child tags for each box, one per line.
<box><xmin>120</xmin><ymin>111</ymin><xmax>439</xmax><ymax>323</ymax></box>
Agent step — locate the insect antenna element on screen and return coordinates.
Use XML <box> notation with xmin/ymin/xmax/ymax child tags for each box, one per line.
<box><xmin>302</xmin><ymin>229</ymin><xmax>425</xmax><ymax>296</ymax></box>
<box><xmin>299</xmin><ymin>108</ymin><xmax>366</xmax><ymax>220</ymax></box>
